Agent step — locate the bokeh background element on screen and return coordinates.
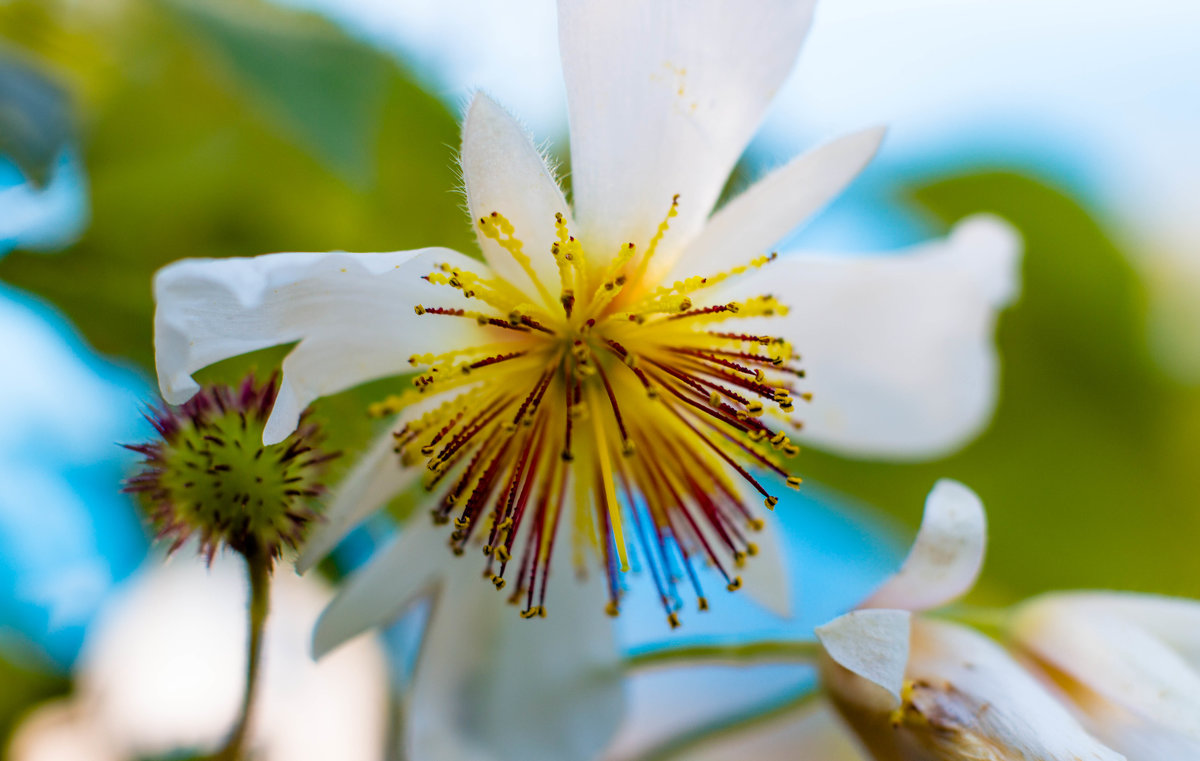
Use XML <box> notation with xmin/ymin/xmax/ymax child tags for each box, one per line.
<box><xmin>2</xmin><ymin>0</ymin><xmax>1199</xmax><ymax>757</ymax></box>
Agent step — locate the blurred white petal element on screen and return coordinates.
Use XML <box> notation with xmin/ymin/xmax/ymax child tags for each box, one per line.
<box><xmin>815</xmin><ymin>609</ymin><xmax>911</xmax><ymax>705</ymax></box>
<box><xmin>296</xmin><ymin>385</ymin><xmax>468</xmax><ymax>573</ymax></box>
<box><xmin>406</xmin><ymin>538</ymin><xmax>625</xmax><ymax>761</ymax></box>
<box><xmin>296</xmin><ymin>424</ymin><xmax>413</xmax><ymax>573</ymax></box>
<box><xmin>461</xmin><ymin>92</ymin><xmax>571</xmax><ymax>303</ymax></box>
<box><xmin>8</xmin><ymin>699</ymin><xmax>121</xmax><ymax>761</ymax></box>
<box><xmin>665</xmin><ymin>127</ymin><xmax>885</xmax><ymax>283</ymax></box>
<box><xmin>713</xmin><ymin>214</ymin><xmax>1022</xmax><ymax>459</ymax></box>
<box><xmin>153</xmin><ymin>248</ymin><xmax>487</xmax><ymax>443</ymax></box>
<box><xmin>825</xmin><ymin>618</ymin><xmax>1124</xmax><ymax>761</ymax></box>
<box><xmin>558</xmin><ymin>0</ymin><xmax>816</xmax><ymax>263</ymax></box>
<box><xmin>648</xmin><ymin>697</ymin><xmax>867</xmax><ymax>761</ymax></box>
<box><xmin>71</xmin><ymin>554</ymin><xmax>389</xmax><ymax>761</ymax></box>
<box><xmin>859</xmin><ymin>479</ymin><xmax>985</xmax><ymax>612</ymax></box>
<box><xmin>736</xmin><ymin>509</ymin><xmax>791</xmax><ymax>618</ymax></box>
<box><xmin>1014</xmin><ymin>593</ymin><xmax>1200</xmax><ymax>749</ymax></box>
<box><xmin>312</xmin><ymin>517</ymin><xmax>447</xmax><ymax>658</ymax></box>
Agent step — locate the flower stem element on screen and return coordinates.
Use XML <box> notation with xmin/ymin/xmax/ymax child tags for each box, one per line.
<box><xmin>624</xmin><ymin>639</ymin><xmax>823</xmax><ymax>671</ymax></box>
<box><xmin>215</xmin><ymin>543</ymin><xmax>271</xmax><ymax>761</ymax></box>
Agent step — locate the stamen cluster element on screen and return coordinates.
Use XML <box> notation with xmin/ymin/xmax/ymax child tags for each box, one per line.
<box><xmin>125</xmin><ymin>375</ymin><xmax>336</xmax><ymax>563</ymax></box>
<box><xmin>374</xmin><ymin>199</ymin><xmax>808</xmax><ymax>626</ymax></box>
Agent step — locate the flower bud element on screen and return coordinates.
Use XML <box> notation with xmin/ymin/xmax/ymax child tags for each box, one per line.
<box><xmin>124</xmin><ymin>374</ymin><xmax>335</xmax><ymax>563</ymax></box>
<box><xmin>1012</xmin><ymin>592</ymin><xmax>1200</xmax><ymax>758</ymax></box>
<box><xmin>821</xmin><ymin>616</ymin><xmax>1123</xmax><ymax>761</ymax></box>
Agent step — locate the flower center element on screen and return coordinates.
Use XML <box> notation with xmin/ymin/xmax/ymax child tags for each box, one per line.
<box><xmin>378</xmin><ymin>199</ymin><xmax>806</xmax><ymax>627</ymax></box>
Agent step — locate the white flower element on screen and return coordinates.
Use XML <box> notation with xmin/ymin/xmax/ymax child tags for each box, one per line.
<box><xmin>152</xmin><ymin>0</ymin><xmax>1020</xmax><ymax>758</ymax></box>
<box><xmin>155</xmin><ymin>0</ymin><xmax>1019</xmax><ymax>625</ymax></box>
<box><xmin>815</xmin><ymin>481</ymin><xmax>1120</xmax><ymax>761</ymax></box>
<box><xmin>1012</xmin><ymin>592</ymin><xmax>1200</xmax><ymax>758</ymax></box>
<box><xmin>7</xmin><ymin>553</ymin><xmax>388</xmax><ymax>761</ymax></box>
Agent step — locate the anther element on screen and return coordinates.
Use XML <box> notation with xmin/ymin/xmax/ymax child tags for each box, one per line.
<box><xmin>764</xmin><ymin>495</ymin><xmax>779</xmax><ymax>509</ymax></box>
<box><xmin>726</xmin><ymin>577</ymin><xmax>743</xmax><ymax>592</ymax></box>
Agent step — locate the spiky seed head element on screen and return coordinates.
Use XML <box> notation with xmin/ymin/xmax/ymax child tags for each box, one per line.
<box><xmin>123</xmin><ymin>374</ymin><xmax>336</xmax><ymax>565</ymax></box>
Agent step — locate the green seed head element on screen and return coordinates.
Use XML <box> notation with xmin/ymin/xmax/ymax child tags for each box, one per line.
<box><xmin>125</xmin><ymin>374</ymin><xmax>336</xmax><ymax>563</ymax></box>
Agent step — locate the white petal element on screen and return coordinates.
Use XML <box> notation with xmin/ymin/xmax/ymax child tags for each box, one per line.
<box><xmin>461</xmin><ymin>93</ymin><xmax>571</xmax><ymax>302</ymax></box>
<box><xmin>406</xmin><ymin>528</ymin><xmax>625</xmax><ymax>761</ymax></box>
<box><xmin>295</xmin><ymin>387</ymin><xmax>476</xmax><ymax>573</ymax></box>
<box><xmin>7</xmin><ymin>699</ymin><xmax>122</xmax><ymax>761</ymax></box>
<box><xmin>859</xmin><ymin>479</ymin><xmax>986</xmax><ymax>612</ymax></box>
<box><xmin>824</xmin><ymin>618</ymin><xmax>1125</xmax><ymax>761</ymax></box>
<box><xmin>711</xmin><ymin>214</ymin><xmax>1022</xmax><ymax>459</ymax></box>
<box><xmin>295</xmin><ymin>421</ymin><xmax>418</xmax><ymax>574</ymax></box>
<box><xmin>815</xmin><ymin>609</ymin><xmax>911</xmax><ymax>705</ymax></box>
<box><xmin>558</xmin><ymin>0</ymin><xmax>816</xmax><ymax>263</ymax></box>
<box><xmin>1063</xmin><ymin>690</ymin><xmax>1200</xmax><ymax>761</ymax></box>
<box><xmin>642</xmin><ymin>698</ymin><xmax>867</xmax><ymax>761</ymax></box>
<box><xmin>311</xmin><ymin>517</ymin><xmax>447</xmax><ymax>659</ymax></box>
<box><xmin>690</xmin><ymin>493</ymin><xmax>790</xmax><ymax>618</ymax></box>
<box><xmin>1014</xmin><ymin>593</ymin><xmax>1200</xmax><ymax>744</ymax></box>
<box><xmin>662</xmin><ymin>127</ymin><xmax>886</xmax><ymax>283</ymax></box>
<box><xmin>737</xmin><ymin>509</ymin><xmax>791</xmax><ymax>618</ymax></box>
<box><xmin>153</xmin><ymin>248</ymin><xmax>488</xmax><ymax>444</ymax></box>
<box><xmin>1045</xmin><ymin>592</ymin><xmax>1200</xmax><ymax>668</ymax></box>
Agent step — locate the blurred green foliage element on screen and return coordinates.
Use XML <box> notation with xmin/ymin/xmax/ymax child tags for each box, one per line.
<box><xmin>0</xmin><ymin>0</ymin><xmax>472</xmax><ymax>369</ymax></box>
<box><xmin>2</xmin><ymin>0</ymin><xmax>1200</xmax><ymax>750</ymax></box>
<box><xmin>0</xmin><ymin>654</ymin><xmax>69</xmax><ymax>750</ymax></box>
<box><xmin>0</xmin><ymin>0</ymin><xmax>473</xmax><ymax>463</ymax></box>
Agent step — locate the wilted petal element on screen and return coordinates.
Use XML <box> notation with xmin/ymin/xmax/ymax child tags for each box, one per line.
<box><xmin>824</xmin><ymin>618</ymin><xmax>1124</xmax><ymax>761</ymax></box>
<box><xmin>1013</xmin><ymin>593</ymin><xmax>1200</xmax><ymax>748</ymax></box>
<box><xmin>711</xmin><ymin>214</ymin><xmax>1021</xmax><ymax>459</ymax></box>
<box><xmin>815</xmin><ymin>609</ymin><xmax>911</xmax><ymax>705</ymax></box>
<box><xmin>461</xmin><ymin>93</ymin><xmax>571</xmax><ymax>303</ymax></box>
<box><xmin>664</xmin><ymin>127</ymin><xmax>886</xmax><ymax>283</ymax></box>
<box><xmin>859</xmin><ymin>480</ymin><xmax>985</xmax><ymax>612</ymax></box>
<box><xmin>558</xmin><ymin>0</ymin><xmax>816</xmax><ymax>263</ymax></box>
<box><xmin>154</xmin><ymin>248</ymin><xmax>488</xmax><ymax>444</ymax></box>
<box><xmin>406</xmin><ymin>524</ymin><xmax>625</xmax><ymax>761</ymax></box>
<box><xmin>312</xmin><ymin>517</ymin><xmax>447</xmax><ymax>658</ymax></box>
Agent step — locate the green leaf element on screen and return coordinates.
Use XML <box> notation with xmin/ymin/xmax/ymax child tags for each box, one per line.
<box><xmin>163</xmin><ymin>0</ymin><xmax>388</xmax><ymax>185</ymax></box>
<box><xmin>0</xmin><ymin>48</ymin><xmax>71</xmax><ymax>186</ymax></box>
